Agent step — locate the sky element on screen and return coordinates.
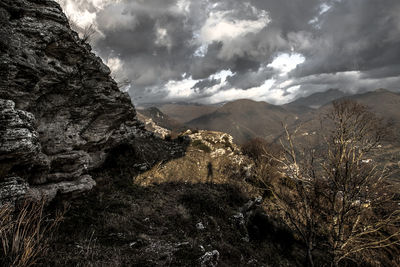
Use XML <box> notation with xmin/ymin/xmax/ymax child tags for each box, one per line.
<box><xmin>57</xmin><ymin>0</ymin><xmax>400</xmax><ymax>105</ymax></box>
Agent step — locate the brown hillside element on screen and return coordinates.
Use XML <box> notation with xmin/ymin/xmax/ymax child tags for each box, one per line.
<box><xmin>187</xmin><ymin>99</ymin><xmax>298</xmax><ymax>144</ymax></box>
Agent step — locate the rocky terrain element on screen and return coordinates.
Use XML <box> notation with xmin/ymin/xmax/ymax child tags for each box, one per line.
<box><xmin>42</xmin><ymin>130</ymin><xmax>302</xmax><ymax>266</ymax></box>
<box><xmin>136</xmin><ymin>111</ymin><xmax>171</xmax><ymax>139</ymax></box>
<box><xmin>0</xmin><ymin>0</ymin><xmax>157</xmax><ymax>202</ymax></box>
<box><xmin>137</xmin><ymin>107</ymin><xmax>186</xmax><ymax>138</ymax></box>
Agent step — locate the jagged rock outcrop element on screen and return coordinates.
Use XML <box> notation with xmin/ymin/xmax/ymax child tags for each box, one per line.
<box><xmin>0</xmin><ymin>99</ymin><xmax>48</xmax><ymax>178</ymax></box>
<box><xmin>0</xmin><ymin>0</ymin><xmax>148</xmax><ymax>202</ymax></box>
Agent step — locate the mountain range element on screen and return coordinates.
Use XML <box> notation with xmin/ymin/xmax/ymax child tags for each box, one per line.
<box><xmin>140</xmin><ymin>89</ymin><xmax>400</xmax><ymax>144</ymax></box>
<box><xmin>282</xmin><ymin>88</ymin><xmax>348</xmax><ymax>114</ymax></box>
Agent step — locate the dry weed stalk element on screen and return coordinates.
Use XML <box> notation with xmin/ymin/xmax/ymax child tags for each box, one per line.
<box><xmin>0</xmin><ymin>199</ymin><xmax>64</xmax><ymax>267</ymax></box>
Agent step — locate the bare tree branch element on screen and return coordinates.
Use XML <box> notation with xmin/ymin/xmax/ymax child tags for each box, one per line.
<box><xmin>259</xmin><ymin>100</ymin><xmax>399</xmax><ymax>266</ymax></box>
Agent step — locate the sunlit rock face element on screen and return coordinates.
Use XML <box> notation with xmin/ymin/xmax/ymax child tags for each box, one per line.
<box><xmin>0</xmin><ymin>0</ymin><xmax>147</xmax><ymax>202</ymax></box>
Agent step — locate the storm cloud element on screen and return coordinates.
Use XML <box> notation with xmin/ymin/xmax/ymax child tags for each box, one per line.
<box><xmin>57</xmin><ymin>0</ymin><xmax>400</xmax><ymax>104</ymax></box>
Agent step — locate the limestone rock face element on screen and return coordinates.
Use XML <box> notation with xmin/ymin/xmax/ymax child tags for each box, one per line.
<box><xmin>0</xmin><ymin>0</ymin><xmax>147</xmax><ymax>202</ymax></box>
<box><xmin>0</xmin><ymin>100</ymin><xmax>40</xmax><ymax>166</ymax></box>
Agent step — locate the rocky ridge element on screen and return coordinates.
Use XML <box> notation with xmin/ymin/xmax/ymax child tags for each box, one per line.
<box><xmin>137</xmin><ymin>112</ymin><xmax>171</xmax><ymax>139</ymax></box>
<box><xmin>0</xmin><ymin>0</ymin><xmax>149</xmax><ymax>202</ymax></box>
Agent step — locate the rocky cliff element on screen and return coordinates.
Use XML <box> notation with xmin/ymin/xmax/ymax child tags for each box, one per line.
<box><xmin>0</xmin><ymin>0</ymin><xmax>148</xmax><ymax>202</ymax></box>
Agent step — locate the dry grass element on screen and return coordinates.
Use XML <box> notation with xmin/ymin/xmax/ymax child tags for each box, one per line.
<box><xmin>133</xmin><ymin>136</ymin><xmax>265</xmax><ymax>201</ymax></box>
<box><xmin>0</xmin><ymin>200</ymin><xmax>64</xmax><ymax>267</ymax></box>
<box><xmin>134</xmin><ymin>146</ymin><xmax>227</xmax><ymax>186</ymax></box>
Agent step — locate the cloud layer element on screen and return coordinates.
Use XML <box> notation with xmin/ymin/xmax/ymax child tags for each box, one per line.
<box><xmin>57</xmin><ymin>0</ymin><xmax>400</xmax><ymax>104</ymax></box>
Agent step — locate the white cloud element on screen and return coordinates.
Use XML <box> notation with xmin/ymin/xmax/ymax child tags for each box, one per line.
<box><xmin>210</xmin><ymin>69</ymin><xmax>234</xmax><ymax>82</ymax></box>
<box><xmin>176</xmin><ymin>0</ymin><xmax>190</xmax><ymax>14</ymax></box>
<box><xmin>155</xmin><ymin>28</ymin><xmax>172</xmax><ymax>50</ymax></box>
<box><xmin>309</xmin><ymin>3</ymin><xmax>332</xmax><ymax>27</ymax></box>
<box><xmin>319</xmin><ymin>3</ymin><xmax>332</xmax><ymax>15</ymax></box>
<box><xmin>64</xmin><ymin>3</ymin><xmax>96</xmax><ymax>28</ymax></box>
<box><xmin>106</xmin><ymin>57</ymin><xmax>123</xmax><ymax>74</ymax></box>
<box><xmin>268</xmin><ymin>53</ymin><xmax>305</xmax><ymax>76</ymax></box>
<box><xmin>194</xmin><ymin>44</ymin><xmax>208</xmax><ymax>57</ymax></box>
<box><xmin>165</xmin><ymin>78</ymin><xmax>198</xmax><ymax>99</ymax></box>
<box><xmin>163</xmin><ymin>66</ymin><xmax>308</xmax><ymax>105</ymax></box>
<box><xmin>200</xmin><ymin>9</ymin><xmax>269</xmax><ymax>44</ymax></box>
<box><xmin>164</xmin><ymin>69</ymin><xmax>233</xmax><ymax>101</ymax></box>
<box><xmin>57</xmin><ymin>0</ymin><xmax>121</xmax><ymax>28</ymax></box>
<box><xmin>196</xmin><ymin>79</ymin><xmax>285</xmax><ymax>104</ymax></box>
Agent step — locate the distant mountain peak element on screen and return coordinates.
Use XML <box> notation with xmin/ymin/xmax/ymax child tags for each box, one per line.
<box><xmin>374</xmin><ymin>88</ymin><xmax>391</xmax><ymax>93</ymax></box>
<box><xmin>286</xmin><ymin>88</ymin><xmax>348</xmax><ymax>109</ymax></box>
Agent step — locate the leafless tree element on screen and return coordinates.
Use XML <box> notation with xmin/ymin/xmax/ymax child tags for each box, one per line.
<box><xmin>266</xmin><ymin>125</ymin><xmax>322</xmax><ymax>267</ymax></box>
<box><xmin>264</xmin><ymin>100</ymin><xmax>400</xmax><ymax>266</ymax></box>
<box><xmin>318</xmin><ymin>100</ymin><xmax>399</xmax><ymax>266</ymax></box>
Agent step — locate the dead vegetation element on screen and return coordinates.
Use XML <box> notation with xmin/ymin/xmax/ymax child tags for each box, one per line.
<box><xmin>0</xmin><ymin>200</ymin><xmax>64</xmax><ymax>267</ymax></box>
<box><xmin>251</xmin><ymin>100</ymin><xmax>400</xmax><ymax>266</ymax></box>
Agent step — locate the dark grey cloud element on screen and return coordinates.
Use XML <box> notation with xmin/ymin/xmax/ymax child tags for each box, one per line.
<box><xmin>190</xmin><ymin>42</ymin><xmax>228</xmax><ymax>80</ymax></box>
<box><xmin>94</xmin><ymin>0</ymin><xmax>196</xmax><ymax>87</ymax></box>
<box><xmin>226</xmin><ymin>67</ymin><xmax>276</xmax><ymax>90</ymax></box>
<box><xmin>361</xmin><ymin>65</ymin><xmax>400</xmax><ymax>79</ymax></box>
<box><xmin>192</xmin><ymin>78</ymin><xmax>222</xmax><ymax>91</ymax></box>
<box><xmin>292</xmin><ymin>0</ymin><xmax>400</xmax><ymax>78</ymax></box>
<box><xmin>250</xmin><ymin>0</ymin><xmax>323</xmax><ymax>33</ymax></box>
<box><xmin>59</xmin><ymin>0</ymin><xmax>400</xmax><ymax>104</ymax></box>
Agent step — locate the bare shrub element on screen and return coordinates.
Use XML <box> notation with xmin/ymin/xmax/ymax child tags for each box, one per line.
<box><xmin>241</xmin><ymin>138</ymin><xmax>282</xmax><ymax>197</ymax></box>
<box><xmin>63</xmin><ymin>12</ymin><xmax>96</xmax><ymax>44</ymax></box>
<box><xmin>81</xmin><ymin>24</ymin><xmax>96</xmax><ymax>44</ymax></box>
<box><xmin>242</xmin><ymin>137</ymin><xmax>270</xmax><ymax>163</ymax></box>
